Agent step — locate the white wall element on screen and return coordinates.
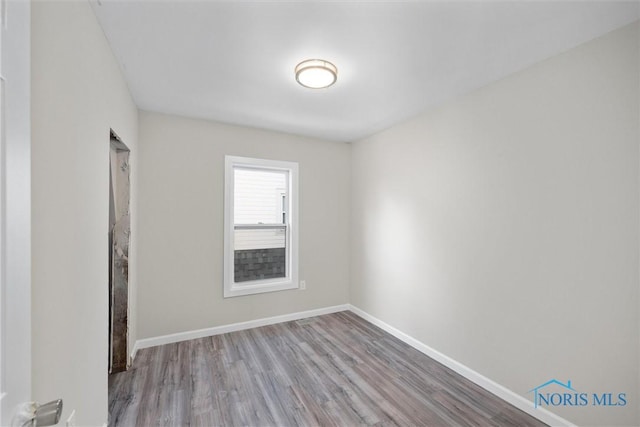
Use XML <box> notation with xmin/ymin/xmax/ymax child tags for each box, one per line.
<box><xmin>351</xmin><ymin>22</ymin><xmax>639</xmax><ymax>427</ymax></box>
<box><xmin>31</xmin><ymin>1</ymin><xmax>138</xmax><ymax>425</ymax></box>
<box><xmin>1</xmin><ymin>1</ymin><xmax>31</xmax><ymax>424</ymax></box>
<box><xmin>137</xmin><ymin>111</ymin><xmax>350</xmax><ymax>339</ymax></box>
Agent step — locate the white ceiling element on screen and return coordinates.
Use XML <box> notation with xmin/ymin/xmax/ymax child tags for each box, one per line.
<box><xmin>91</xmin><ymin>1</ymin><xmax>639</xmax><ymax>142</ymax></box>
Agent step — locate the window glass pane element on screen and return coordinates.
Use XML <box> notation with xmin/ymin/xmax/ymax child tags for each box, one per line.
<box><xmin>234</xmin><ymin>227</ymin><xmax>286</xmax><ymax>282</ymax></box>
<box><xmin>234</xmin><ymin>227</ymin><xmax>285</xmax><ymax>250</ymax></box>
<box><xmin>234</xmin><ymin>168</ymin><xmax>287</xmax><ymax>224</ymax></box>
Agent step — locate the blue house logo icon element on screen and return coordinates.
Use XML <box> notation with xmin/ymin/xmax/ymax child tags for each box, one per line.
<box><xmin>528</xmin><ymin>379</ymin><xmax>576</xmax><ymax>408</ymax></box>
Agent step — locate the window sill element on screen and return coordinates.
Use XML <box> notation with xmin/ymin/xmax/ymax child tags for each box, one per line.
<box><xmin>224</xmin><ymin>278</ymin><xmax>298</xmax><ymax>298</ymax></box>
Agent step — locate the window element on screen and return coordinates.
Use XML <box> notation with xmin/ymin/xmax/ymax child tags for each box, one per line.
<box><xmin>224</xmin><ymin>156</ymin><xmax>299</xmax><ymax>297</ymax></box>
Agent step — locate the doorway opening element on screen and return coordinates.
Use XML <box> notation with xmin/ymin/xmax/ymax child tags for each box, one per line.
<box><xmin>109</xmin><ymin>131</ymin><xmax>130</xmax><ymax>374</ymax></box>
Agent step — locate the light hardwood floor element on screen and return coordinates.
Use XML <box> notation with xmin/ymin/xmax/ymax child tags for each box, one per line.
<box><xmin>109</xmin><ymin>311</ymin><xmax>547</xmax><ymax>426</ymax></box>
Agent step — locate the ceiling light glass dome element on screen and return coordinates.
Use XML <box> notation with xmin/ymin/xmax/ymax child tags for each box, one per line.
<box><xmin>295</xmin><ymin>59</ymin><xmax>338</xmax><ymax>89</ymax></box>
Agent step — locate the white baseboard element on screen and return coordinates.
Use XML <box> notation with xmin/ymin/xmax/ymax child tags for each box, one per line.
<box><xmin>134</xmin><ymin>304</ymin><xmax>350</xmax><ymax>352</ymax></box>
<box><xmin>347</xmin><ymin>304</ymin><xmax>575</xmax><ymax>427</ymax></box>
<box><xmin>130</xmin><ymin>341</ymin><xmax>139</xmax><ymax>362</ymax></box>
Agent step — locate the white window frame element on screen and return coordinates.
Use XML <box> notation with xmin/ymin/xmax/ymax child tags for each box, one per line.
<box><xmin>224</xmin><ymin>156</ymin><xmax>299</xmax><ymax>298</ymax></box>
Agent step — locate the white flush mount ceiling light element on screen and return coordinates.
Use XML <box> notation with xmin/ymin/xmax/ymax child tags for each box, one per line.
<box><xmin>295</xmin><ymin>59</ymin><xmax>338</xmax><ymax>89</ymax></box>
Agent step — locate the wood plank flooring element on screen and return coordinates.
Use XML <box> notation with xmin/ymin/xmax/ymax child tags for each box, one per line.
<box><xmin>109</xmin><ymin>311</ymin><xmax>547</xmax><ymax>426</ymax></box>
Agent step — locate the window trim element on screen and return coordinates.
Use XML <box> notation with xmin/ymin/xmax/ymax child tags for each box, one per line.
<box><xmin>223</xmin><ymin>155</ymin><xmax>299</xmax><ymax>298</ymax></box>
